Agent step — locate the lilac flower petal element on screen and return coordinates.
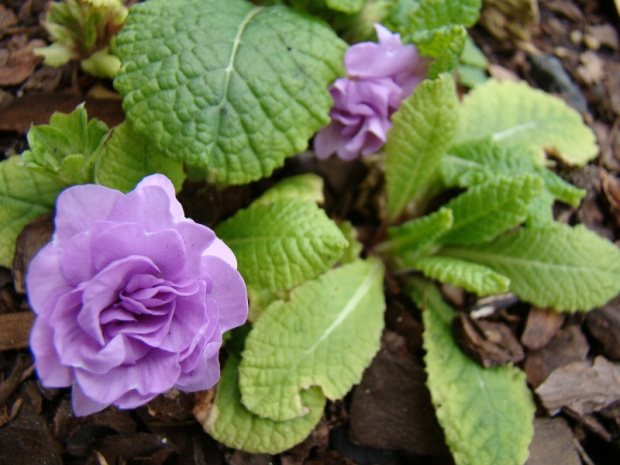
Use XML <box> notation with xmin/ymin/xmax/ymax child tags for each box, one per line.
<box><xmin>30</xmin><ymin>319</ymin><xmax>74</xmax><ymax>387</ymax></box>
<box><xmin>314</xmin><ymin>121</ymin><xmax>345</xmax><ymax>159</ymax></box>
<box><xmin>72</xmin><ymin>384</ymin><xmax>111</xmax><ymax>417</ymax></box>
<box><xmin>135</xmin><ymin>174</ymin><xmax>185</xmax><ymax>220</ymax></box>
<box><xmin>26</xmin><ymin>243</ymin><xmax>69</xmax><ymax>315</ymax></box>
<box><xmin>203</xmin><ymin>238</ymin><xmax>237</xmax><ymax>268</ymax></box>
<box><xmin>91</xmin><ymin>223</ymin><xmax>186</xmax><ymax>279</ymax></box>
<box><xmin>75</xmin><ymin>350</ymin><xmax>180</xmax><ymax>403</ymax></box>
<box><xmin>78</xmin><ymin>334</ymin><xmax>130</xmax><ymax>374</ymax></box>
<box><xmin>54</xmin><ymin>184</ymin><xmax>123</xmax><ymax>243</ymax></box>
<box><xmin>107</xmin><ymin>185</ymin><xmax>176</xmax><ymax>233</ymax></box>
<box><xmin>202</xmin><ymin>255</ymin><xmax>248</xmax><ymax>333</ymax></box>
<box><xmin>174</xmin><ymin>221</ymin><xmax>216</xmax><ymax>277</ymax></box>
<box><xmin>175</xmin><ymin>349</ymin><xmax>221</xmax><ymax>392</ymax></box>
<box><xmin>79</xmin><ymin>257</ymin><xmax>160</xmax><ymax>344</ymax></box>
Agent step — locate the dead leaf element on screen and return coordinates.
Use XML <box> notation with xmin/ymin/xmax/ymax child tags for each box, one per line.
<box><xmin>0</xmin><ymin>34</ymin><xmax>45</xmax><ymax>86</ymax></box>
<box><xmin>586</xmin><ymin>24</ymin><xmax>619</xmax><ymax>51</ymax></box>
<box><xmin>0</xmin><ymin>4</ymin><xmax>18</xmax><ymax>32</ymax></box>
<box><xmin>536</xmin><ymin>356</ymin><xmax>620</xmax><ymax>416</ymax></box>
<box><xmin>577</xmin><ymin>51</ymin><xmax>604</xmax><ymax>85</ymax></box>
<box><xmin>480</xmin><ymin>0</ymin><xmax>540</xmax><ymax>41</ymax></box>
<box><xmin>452</xmin><ymin>312</ymin><xmax>524</xmax><ymax>368</ymax></box>
<box><xmin>601</xmin><ymin>169</ymin><xmax>620</xmax><ymax>225</ymax></box>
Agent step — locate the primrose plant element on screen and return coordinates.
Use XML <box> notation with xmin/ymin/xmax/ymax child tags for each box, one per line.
<box><xmin>1</xmin><ymin>0</ymin><xmax>619</xmax><ymax>464</ymax></box>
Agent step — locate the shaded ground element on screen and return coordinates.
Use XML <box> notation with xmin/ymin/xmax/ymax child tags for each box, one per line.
<box><xmin>2</xmin><ymin>0</ymin><xmax>620</xmax><ymax>464</ymax></box>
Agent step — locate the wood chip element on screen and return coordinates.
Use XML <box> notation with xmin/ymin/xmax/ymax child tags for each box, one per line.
<box><xmin>0</xmin><ymin>34</ymin><xmax>45</xmax><ymax>86</ymax></box>
<box><xmin>0</xmin><ymin>312</ymin><xmax>34</xmax><ymax>352</ymax></box>
<box><xmin>525</xmin><ymin>418</ymin><xmax>581</xmax><ymax>465</ymax></box>
<box><xmin>524</xmin><ymin>325</ymin><xmax>590</xmax><ymax>388</ymax></box>
<box><xmin>585</xmin><ymin>295</ymin><xmax>620</xmax><ymax>361</ymax></box>
<box><xmin>536</xmin><ymin>356</ymin><xmax>620</xmax><ymax>416</ymax></box>
<box><xmin>521</xmin><ymin>307</ymin><xmax>565</xmax><ymax>351</ymax></box>
<box><xmin>349</xmin><ymin>346</ymin><xmax>449</xmax><ymax>456</ymax></box>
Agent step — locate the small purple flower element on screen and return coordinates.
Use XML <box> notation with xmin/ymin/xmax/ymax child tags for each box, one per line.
<box><xmin>27</xmin><ymin>174</ymin><xmax>248</xmax><ymax>416</ymax></box>
<box><xmin>314</xmin><ymin>24</ymin><xmax>429</xmax><ymax>161</ymax></box>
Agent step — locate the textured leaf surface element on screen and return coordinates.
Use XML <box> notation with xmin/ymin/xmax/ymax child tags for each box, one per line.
<box><xmin>215</xmin><ymin>199</ymin><xmax>347</xmax><ymax>292</ymax></box>
<box><xmin>0</xmin><ymin>156</ymin><xmax>67</xmax><ymax>267</ymax></box>
<box><xmin>438</xmin><ymin>174</ymin><xmax>543</xmax><ymax>244</ymax></box>
<box><xmin>204</xmin><ymin>355</ymin><xmax>325</xmax><ymax>454</ymax></box>
<box><xmin>454</xmin><ymin>80</ymin><xmax>598</xmax><ymax>165</ymax></box>
<box><xmin>409</xmin><ymin>280</ymin><xmax>534</xmax><ymax>465</ymax></box>
<box><xmin>442</xmin><ymin>224</ymin><xmax>620</xmax><ymax>312</ymax></box>
<box><xmin>114</xmin><ymin>0</ymin><xmax>346</xmax><ymax>184</ymax></box>
<box><xmin>325</xmin><ymin>0</ymin><xmax>365</xmax><ymax>13</ymax></box>
<box><xmin>21</xmin><ymin>104</ymin><xmax>109</xmax><ymax>185</ymax></box>
<box><xmin>239</xmin><ymin>259</ymin><xmax>385</xmax><ymax>421</ymax></box>
<box><xmin>403</xmin><ymin>256</ymin><xmax>509</xmax><ymax>296</ymax></box>
<box><xmin>441</xmin><ymin>139</ymin><xmax>585</xmax><ymax>206</ymax></box>
<box><xmin>409</xmin><ymin>0</ymin><xmax>482</xmax><ymax>29</ymax></box>
<box><xmin>411</xmin><ymin>25</ymin><xmax>467</xmax><ymax>77</ymax></box>
<box><xmin>252</xmin><ymin>173</ymin><xmax>324</xmax><ymax>207</ymax></box>
<box><xmin>95</xmin><ymin>120</ymin><xmax>186</xmax><ymax>192</ymax></box>
<box><xmin>385</xmin><ymin>74</ymin><xmax>459</xmax><ymax>221</ymax></box>
<box><xmin>382</xmin><ymin>207</ymin><xmax>453</xmax><ymax>256</ymax></box>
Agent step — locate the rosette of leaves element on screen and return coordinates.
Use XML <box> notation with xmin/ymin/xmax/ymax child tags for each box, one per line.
<box><xmin>35</xmin><ymin>0</ymin><xmax>128</xmax><ymax>78</ymax></box>
<box><xmin>377</xmin><ymin>72</ymin><xmax>620</xmax><ymax>464</ymax></box>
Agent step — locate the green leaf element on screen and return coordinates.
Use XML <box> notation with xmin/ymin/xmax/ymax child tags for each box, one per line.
<box><xmin>0</xmin><ymin>156</ymin><xmax>68</xmax><ymax>267</ymax></box>
<box><xmin>95</xmin><ymin>120</ymin><xmax>186</xmax><ymax>193</ymax></box>
<box><xmin>203</xmin><ymin>355</ymin><xmax>326</xmax><ymax>454</ymax></box>
<box><xmin>239</xmin><ymin>258</ymin><xmax>385</xmax><ymax>421</ymax></box>
<box><xmin>460</xmin><ymin>35</ymin><xmax>487</xmax><ymax>68</ymax></box>
<box><xmin>403</xmin><ymin>256</ymin><xmax>510</xmax><ymax>295</ymax></box>
<box><xmin>325</xmin><ymin>0</ymin><xmax>365</xmax><ymax>14</ymax></box>
<box><xmin>215</xmin><ymin>199</ymin><xmax>347</xmax><ymax>292</ymax></box>
<box><xmin>410</xmin><ymin>25</ymin><xmax>467</xmax><ymax>78</ymax></box>
<box><xmin>337</xmin><ymin>220</ymin><xmax>363</xmax><ymax>265</ymax></box>
<box><xmin>457</xmin><ymin>64</ymin><xmax>487</xmax><ymax>89</ymax></box>
<box><xmin>454</xmin><ymin>79</ymin><xmax>598</xmax><ymax>165</ymax></box>
<box><xmin>440</xmin><ymin>139</ymin><xmax>585</xmax><ymax>206</ymax></box>
<box><xmin>252</xmin><ymin>173</ymin><xmax>324</xmax><ymax>208</ymax></box>
<box><xmin>247</xmin><ymin>286</ymin><xmax>286</xmax><ymax>323</ymax></box>
<box><xmin>409</xmin><ymin>0</ymin><xmax>482</xmax><ymax>30</ymax></box>
<box><xmin>408</xmin><ymin>280</ymin><xmax>535</xmax><ymax>465</ymax></box>
<box><xmin>385</xmin><ymin>74</ymin><xmax>459</xmax><ymax>221</ymax></box>
<box><xmin>525</xmin><ymin>190</ymin><xmax>555</xmax><ymax>227</ymax></box>
<box><xmin>380</xmin><ymin>207</ymin><xmax>453</xmax><ymax>256</ymax></box>
<box><xmin>441</xmin><ymin>224</ymin><xmax>620</xmax><ymax>312</ymax></box>
<box><xmin>22</xmin><ymin>104</ymin><xmax>110</xmax><ymax>185</ymax></box>
<box><xmin>438</xmin><ymin>174</ymin><xmax>544</xmax><ymax>245</ymax></box>
<box><xmin>114</xmin><ymin>0</ymin><xmax>346</xmax><ymax>184</ymax></box>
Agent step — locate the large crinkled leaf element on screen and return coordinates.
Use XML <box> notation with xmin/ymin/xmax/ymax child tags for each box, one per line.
<box><xmin>95</xmin><ymin>120</ymin><xmax>186</xmax><ymax>193</ymax></box>
<box><xmin>403</xmin><ymin>256</ymin><xmax>510</xmax><ymax>296</ymax></box>
<box><xmin>380</xmin><ymin>207</ymin><xmax>453</xmax><ymax>256</ymax></box>
<box><xmin>215</xmin><ymin>198</ymin><xmax>347</xmax><ymax>292</ymax></box>
<box><xmin>0</xmin><ymin>156</ymin><xmax>67</xmax><ymax>267</ymax></box>
<box><xmin>114</xmin><ymin>0</ymin><xmax>346</xmax><ymax>184</ymax></box>
<box><xmin>252</xmin><ymin>173</ymin><xmax>324</xmax><ymax>208</ymax></box>
<box><xmin>438</xmin><ymin>174</ymin><xmax>543</xmax><ymax>245</ymax></box>
<box><xmin>239</xmin><ymin>258</ymin><xmax>385</xmax><ymax>421</ymax></box>
<box><xmin>203</xmin><ymin>355</ymin><xmax>325</xmax><ymax>454</ymax></box>
<box><xmin>408</xmin><ymin>280</ymin><xmax>534</xmax><ymax>465</ymax></box>
<box><xmin>441</xmin><ymin>224</ymin><xmax>620</xmax><ymax>312</ymax></box>
<box><xmin>454</xmin><ymin>80</ymin><xmax>598</xmax><ymax>166</ymax></box>
<box><xmin>385</xmin><ymin>74</ymin><xmax>459</xmax><ymax>221</ymax></box>
<box><xmin>441</xmin><ymin>139</ymin><xmax>585</xmax><ymax>206</ymax></box>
